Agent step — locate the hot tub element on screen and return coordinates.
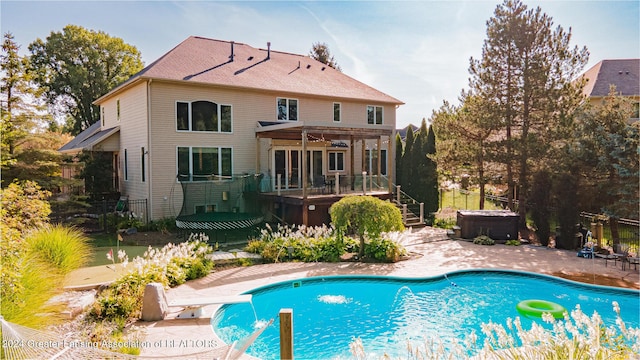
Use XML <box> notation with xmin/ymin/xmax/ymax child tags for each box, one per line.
<box><xmin>456</xmin><ymin>210</ymin><xmax>519</xmax><ymax>240</ymax></box>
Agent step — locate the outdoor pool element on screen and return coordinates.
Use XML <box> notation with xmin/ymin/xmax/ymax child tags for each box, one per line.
<box><xmin>211</xmin><ymin>269</ymin><xmax>639</xmax><ymax>359</ymax></box>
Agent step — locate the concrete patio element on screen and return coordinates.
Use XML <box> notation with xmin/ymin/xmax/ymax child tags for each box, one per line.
<box><xmin>136</xmin><ymin>227</ymin><xmax>639</xmax><ymax>358</ymax></box>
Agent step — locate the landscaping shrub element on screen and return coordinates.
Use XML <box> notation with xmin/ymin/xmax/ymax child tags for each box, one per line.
<box><xmin>505</xmin><ymin>239</ymin><xmax>520</xmax><ymax>246</ymax></box>
<box><xmin>330</xmin><ymin>195</ymin><xmax>404</xmax><ymax>257</ymax></box>
<box><xmin>245</xmin><ymin>224</ymin><xmax>345</xmax><ymax>262</ymax></box>
<box><xmin>0</xmin><ymin>181</ymin><xmax>68</xmax><ymax>328</ymax></box>
<box><xmin>26</xmin><ymin>224</ymin><xmax>92</xmax><ymax>274</ymax></box>
<box><xmin>89</xmin><ymin>234</ymin><xmax>214</xmax><ymax>323</ymax></box>
<box><xmin>246</xmin><ymin>223</ymin><xmax>405</xmax><ymax>263</ymax></box>
<box><xmin>432</xmin><ymin>217</ymin><xmax>456</xmax><ymax>229</ymax></box>
<box><xmin>364</xmin><ymin>236</ymin><xmax>407</xmax><ymax>262</ymax></box>
<box><xmin>473</xmin><ymin>235</ymin><xmax>495</xmax><ymax>245</ymax></box>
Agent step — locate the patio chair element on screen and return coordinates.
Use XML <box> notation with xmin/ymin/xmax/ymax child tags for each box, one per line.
<box><xmin>312</xmin><ymin>175</ymin><xmax>326</xmax><ymax>194</ymax></box>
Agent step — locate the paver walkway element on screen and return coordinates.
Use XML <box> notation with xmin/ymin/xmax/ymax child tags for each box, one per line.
<box><xmin>136</xmin><ymin>227</ymin><xmax>639</xmax><ymax>358</ymax></box>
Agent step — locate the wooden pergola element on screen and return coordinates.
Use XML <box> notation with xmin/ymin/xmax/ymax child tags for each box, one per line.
<box><xmin>255</xmin><ymin>121</ymin><xmax>396</xmax><ymax>225</ymax></box>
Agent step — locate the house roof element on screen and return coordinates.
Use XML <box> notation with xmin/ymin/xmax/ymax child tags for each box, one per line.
<box><xmin>581</xmin><ymin>59</ymin><xmax>640</xmax><ymax>98</ymax></box>
<box><xmin>396</xmin><ymin>124</ymin><xmax>418</xmax><ymax>140</ymax></box>
<box><xmin>58</xmin><ymin>121</ymin><xmax>120</xmax><ymax>153</ymax></box>
<box><xmin>96</xmin><ymin>36</ymin><xmax>404</xmax><ymax>105</ymax></box>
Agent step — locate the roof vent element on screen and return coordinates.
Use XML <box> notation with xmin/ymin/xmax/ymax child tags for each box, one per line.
<box><xmin>619</xmin><ymin>71</ymin><xmax>623</xmax><ymax>74</ymax></box>
<box><xmin>267</xmin><ymin>42</ymin><xmax>271</xmax><ymax>60</ymax></box>
<box><xmin>306</xmin><ymin>64</ymin><xmax>311</xmax><ymax>69</ymax></box>
<box><xmin>248</xmin><ymin>56</ymin><xmax>254</xmax><ymax>61</ymax></box>
<box><xmin>321</xmin><ymin>66</ymin><xmax>326</xmax><ymax>71</ymax></box>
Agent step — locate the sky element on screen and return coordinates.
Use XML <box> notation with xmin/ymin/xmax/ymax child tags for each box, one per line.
<box><xmin>2</xmin><ymin>1</ymin><xmax>639</xmax><ymax>129</ymax></box>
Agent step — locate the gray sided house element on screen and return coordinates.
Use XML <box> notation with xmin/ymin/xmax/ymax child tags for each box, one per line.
<box><xmin>60</xmin><ymin>37</ymin><xmax>404</xmax><ymax>228</ymax></box>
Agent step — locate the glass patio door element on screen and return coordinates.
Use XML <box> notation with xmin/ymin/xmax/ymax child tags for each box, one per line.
<box><xmin>306</xmin><ymin>150</ymin><xmax>324</xmax><ymax>186</ymax></box>
<box><xmin>274</xmin><ymin>149</ymin><xmax>301</xmax><ymax>189</ymax></box>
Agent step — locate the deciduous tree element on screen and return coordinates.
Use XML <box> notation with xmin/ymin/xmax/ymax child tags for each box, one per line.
<box><xmin>28</xmin><ymin>25</ymin><xmax>143</xmax><ymax>134</ymax></box>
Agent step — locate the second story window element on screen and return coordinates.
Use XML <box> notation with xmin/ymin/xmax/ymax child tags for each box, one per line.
<box><xmin>277</xmin><ymin>98</ymin><xmax>298</xmax><ymax>121</ymax></box>
<box><xmin>117</xmin><ymin>100</ymin><xmax>121</xmax><ymax>121</ymax></box>
<box><xmin>333</xmin><ymin>103</ymin><xmax>341</xmax><ymax>122</ymax></box>
<box><xmin>367</xmin><ymin>105</ymin><xmax>383</xmax><ymax>125</ymax></box>
<box><xmin>176</xmin><ymin>101</ymin><xmax>232</xmax><ymax>133</ymax></box>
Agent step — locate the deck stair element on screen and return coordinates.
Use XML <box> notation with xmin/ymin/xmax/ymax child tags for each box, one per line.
<box><xmin>392</xmin><ymin>186</ymin><xmax>425</xmax><ymax>228</ymax></box>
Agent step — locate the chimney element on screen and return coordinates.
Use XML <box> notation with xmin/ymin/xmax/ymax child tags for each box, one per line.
<box><xmin>267</xmin><ymin>42</ymin><xmax>271</xmax><ymax>59</ymax></box>
<box><xmin>230</xmin><ymin>41</ymin><xmax>234</xmax><ymax>62</ymax></box>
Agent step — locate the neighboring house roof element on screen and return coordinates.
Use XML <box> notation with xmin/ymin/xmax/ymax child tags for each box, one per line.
<box><xmin>581</xmin><ymin>59</ymin><xmax>640</xmax><ymax>98</ymax></box>
<box><xmin>58</xmin><ymin>122</ymin><xmax>120</xmax><ymax>153</ymax></box>
<box><xmin>396</xmin><ymin>124</ymin><xmax>418</xmax><ymax>140</ymax></box>
<box><xmin>95</xmin><ymin>36</ymin><xmax>403</xmax><ymax>105</ymax></box>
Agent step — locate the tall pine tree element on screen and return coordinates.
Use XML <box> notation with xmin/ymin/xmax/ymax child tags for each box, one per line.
<box><xmin>469</xmin><ymin>0</ymin><xmax>588</xmax><ymax>226</ymax></box>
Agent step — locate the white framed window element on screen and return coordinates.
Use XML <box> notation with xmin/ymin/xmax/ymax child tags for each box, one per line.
<box><xmin>176</xmin><ymin>100</ymin><xmax>232</xmax><ymax>133</ymax></box>
<box><xmin>277</xmin><ymin>98</ymin><xmax>298</xmax><ymax>121</ymax></box>
<box><xmin>333</xmin><ymin>102</ymin><xmax>341</xmax><ymax>122</ymax></box>
<box><xmin>328</xmin><ymin>151</ymin><xmax>345</xmax><ymax>171</ymax></box>
<box><xmin>367</xmin><ymin>105</ymin><xmax>383</xmax><ymax>125</ymax></box>
<box><xmin>177</xmin><ymin>146</ymin><xmax>233</xmax><ymax>181</ymax></box>
<box><xmin>117</xmin><ymin>99</ymin><xmax>121</xmax><ymax>121</ymax></box>
<box><xmin>101</xmin><ymin>106</ymin><xmax>105</xmax><ymax>126</ymax></box>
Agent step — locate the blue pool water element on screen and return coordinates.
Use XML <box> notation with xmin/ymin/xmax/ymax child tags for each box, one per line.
<box><xmin>211</xmin><ymin>270</ymin><xmax>639</xmax><ymax>359</ymax></box>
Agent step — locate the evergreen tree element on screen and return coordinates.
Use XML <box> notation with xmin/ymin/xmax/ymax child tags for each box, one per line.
<box><xmin>1</xmin><ymin>32</ymin><xmax>48</xmax><ymax>166</ymax></box>
<box><xmin>424</xmin><ymin>125</ymin><xmax>439</xmax><ymax>221</ymax></box>
<box><xmin>400</xmin><ymin>124</ymin><xmax>415</xmax><ymax>192</ymax></box>
<box><xmin>530</xmin><ymin>169</ymin><xmax>552</xmax><ymax>246</ymax></box>
<box><xmin>410</xmin><ymin>119</ymin><xmax>429</xmax><ymax>202</ymax></box>
<box><xmin>572</xmin><ymin>86</ymin><xmax>639</xmax><ymax>248</ymax></box>
<box><xmin>309</xmin><ymin>42</ymin><xmax>341</xmax><ymax>71</ymax></box>
<box><xmin>469</xmin><ymin>0</ymin><xmax>588</xmax><ymax>226</ymax></box>
<box><xmin>432</xmin><ymin>94</ymin><xmax>497</xmax><ymax>209</ymax></box>
<box><xmin>394</xmin><ymin>133</ymin><xmax>403</xmax><ymax>186</ymax></box>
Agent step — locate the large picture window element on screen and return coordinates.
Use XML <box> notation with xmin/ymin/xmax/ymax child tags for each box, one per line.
<box><xmin>177</xmin><ymin>146</ymin><xmax>233</xmax><ymax>181</ymax></box>
<box><xmin>176</xmin><ymin>101</ymin><xmax>232</xmax><ymax>132</ymax></box>
<box><xmin>328</xmin><ymin>151</ymin><xmax>344</xmax><ymax>171</ymax></box>
<box><xmin>367</xmin><ymin>105</ymin><xmax>383</xmax><ymax>125</ymax></box>
<box><xmin>277</xmin><ymin>98</ymin><xmax>298</xmax><ymax>121</ymax></box>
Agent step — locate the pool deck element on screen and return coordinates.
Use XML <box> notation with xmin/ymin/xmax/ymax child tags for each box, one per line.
<box><xmin>137</xmin><ymin>227</ymin><xmax>639</xmax><ymax>358</ymax></box>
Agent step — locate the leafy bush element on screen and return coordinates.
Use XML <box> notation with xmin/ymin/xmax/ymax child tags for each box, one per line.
<box><xmin>330</xmin><ymin>195</ymin><xmax>404</xmax><ymax>257</ymax></box>
<box><xmin>505</xmin><ymin>239</ymin><xmax>520</xmax><ymax>246</ymax></box>
<box><xmin>246</xmin><ymin>223</ymin><xmax>405</xmax><ymax>263</ymax></box>
<box><xmin>432</xmin><ymin>217</ymin><xmax>456</xmax><ymax>229</ymax></box>
<box><xmin>140</xmin><ymin>217</ymin><xmax>177</xmax><ymax>232</ymax></box>
<box><xmin>245</xmin><ymin>224</ymin><xmax>345</xmax><ymax>262</ymax></box>
<box><xmin>364</xmin><ymin>236</ymin><xmax>407</xmax><ymax>262</ymax></box>
<box><xmin>473</xmin><ymin>235</ymin><xmax>495</xmax><ymax>245</ymax></box>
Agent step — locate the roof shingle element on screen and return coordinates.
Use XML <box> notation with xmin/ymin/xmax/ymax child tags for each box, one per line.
<box><xmin>581</xmin><ymin>59</ymin><xmax>639</xmax><ymax>97</ymax></box>
<box><xmin>101</xmin><ymin>36</ymin><xmax>403</xmax><ymax>105</ymax></box>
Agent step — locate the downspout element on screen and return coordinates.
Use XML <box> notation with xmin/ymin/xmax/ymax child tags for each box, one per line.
<box><xmin>147</xmin><ymin>79</ymin><xmax>153</xmax><ymax>221</ymax></box>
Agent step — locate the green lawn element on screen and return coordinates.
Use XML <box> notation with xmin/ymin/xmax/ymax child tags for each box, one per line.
<box><xmin>440</xmin><ymin>189</ymin><xmax>503</xmax><ymax>211</ymax></box>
